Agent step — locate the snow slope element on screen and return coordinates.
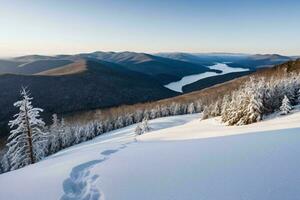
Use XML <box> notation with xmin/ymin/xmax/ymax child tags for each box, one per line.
<box><xmin>164</xmin><ymin>63</ymin><xmax>249</xmax><ymax>92</ymax></box>
<box><xmin>1</xmin><ymin>111</ymin><xmax>300</xmax><ymax>200</ymax></box>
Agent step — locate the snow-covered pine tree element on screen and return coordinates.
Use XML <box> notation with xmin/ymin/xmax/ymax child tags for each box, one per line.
<box><xmin>211</xmin><ymin>100</ymin><xmax>221</xmax><ymax>117</ymax></box>
<box><xmin>155</xmin><ymin>105</ymin><xmax>162</xmax><ymax>118</ymax></box>
<box><xmin>0</xmin><ymin>153</ymin><xmax>10</xmax><ymax>173</ymax></box>
<box><xmin>240</xmin><ymin>90</ymin><xmax>263</xmax><ymax>125</ymax></box>
<box><xmin>125</xmin><ymin>114</ymin><xmax>134</xmax><ymax>126</ymax></box>
<box><xmin>150</xmin><ymin>108</ymin><xmax>157</xmax><ymax>119</ymax></box>
<box><xmin>187</xmin><ymin>102</ymin><xmax>195</xmax><ymax>114</ymax></box>
<box><xmin>280</xmin><ymin>95</ymin><xmax>292</xmax><ymax>115</ymax></box>
<box><xmin>171</xmin><ymin>103</ymin><xmax>181</xmax><ymax>115</ymax></box>
<box><xmin>5</xmin><ymin>88</ymin><xmax>47</xmax><ymax>170</ymax></box>
<box><xmin>161</xmin><ymin>106</ymin><xmax>170</xmax><ymax>117</ymax></box>
<box><xmin>141</xmin><ymin>117</ymin><xmax>150</xmax><ymax>133</ymax></box>
<box><xmin>48</xmin><ymin>114</ymin><xmax>62</xmax><ymax>154</ymax></box>
<box><xmin>133</xmin><ymin>110</ymin><xmax>144</xmax><ymax>123</ymax></box>
<box><xmin>134</xmin><ymin>124</ymin><xmax>143</xmax><ymax>135</ymax></box>
<box><xmin>59</xmin><ymin>117</ymin><xmax>71</xmax><ymax>148</ymax></box>
<box><xmin>221</xmin><ymin>95</ymin><xmax>231</xmax><ymax>122</ymax></box>
<box><xmin>297</xmin><ymin>89</ymin><xmax>300</xmax><ymax>105</ymax></box>
<box><xmin>201</xmin><ymin>106</ymin><xmax>210</xmax><ymax>120</ymax></box>
<box><xmin>115</xmin><ymin>116</ymin><xmax>124</xmax><ymax>129</ymax></box>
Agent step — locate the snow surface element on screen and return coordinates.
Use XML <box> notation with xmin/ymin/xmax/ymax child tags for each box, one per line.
<box><xmin>164</xmin><ymin>63</ymin><xmax>249</xmax><ymax>92</ymax></box>
<box><xmin>1</xmin><ymin>111</ymin><xmax>300</xmax><ymax>200</ymax></box>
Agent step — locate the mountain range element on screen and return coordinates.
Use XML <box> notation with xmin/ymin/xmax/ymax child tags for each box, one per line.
<box><xmin>0</xmin><ymin>51</ymin><xmax>294</xmax><ymax>137</ymax></box>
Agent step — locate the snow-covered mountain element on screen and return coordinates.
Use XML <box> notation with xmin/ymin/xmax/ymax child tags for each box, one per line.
<box><xmin>1</xmin><ymin>109</ymin><xmax>300</xmax><ymax>200</ymax></box>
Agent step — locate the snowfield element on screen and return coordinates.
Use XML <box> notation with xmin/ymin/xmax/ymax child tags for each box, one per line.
<box><xmin>1</xmin><ymin>110</ymin><xmax>300</xmax><ymax>200</ymax></box>
<box><xmin>164</xmin><ymin>63</ymin><xmax>249</xmax><ymax>92</ymax></box>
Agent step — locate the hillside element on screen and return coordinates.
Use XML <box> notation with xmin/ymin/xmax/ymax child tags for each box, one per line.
<box><xmin>1</xmin><ymin>109</ymin><xmax>300</xmax><ymax>199</ymax></box>
<box><xmin>36</xmin><ymin>60</ymin><xmax>88</xmax><ymax>75</ymax></box>
<box><xmin>66</xmin><ymin>51</ymin><xmax>216</xmax><ymax>84</ymax></box>
<box><xmin>0</xmin><ymin>60</ymin><xmax>177</xmax><ymax>137</ymax></box>
<box><xmin>0</xmin><ymin>59</ymin><xmax>73</xmax><ymax>75</ymax></box>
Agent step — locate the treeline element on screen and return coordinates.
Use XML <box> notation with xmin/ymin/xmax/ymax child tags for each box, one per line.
<box><xmin>0</xmin><ymin>89</ymin><xmax>203</xmax><ymax>173</ymax></box>
<box><xmin>203</xmin><ymin>72</ymin><xmax>300</xmax><ymax>125</ymax></box>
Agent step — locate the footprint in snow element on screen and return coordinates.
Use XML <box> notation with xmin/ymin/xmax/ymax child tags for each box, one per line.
<box><xmin>60</xmin><ymin>144</ymin><xmax>129</xmax><ymax>200</ymax></box>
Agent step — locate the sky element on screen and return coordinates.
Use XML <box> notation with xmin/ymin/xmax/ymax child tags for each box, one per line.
<box><xmin>0</xmin><ymin>0</ymin><xmax>299</xmax><ymax>57</ymax></box>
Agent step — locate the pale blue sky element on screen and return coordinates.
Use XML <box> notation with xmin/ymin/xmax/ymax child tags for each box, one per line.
<box><xmin>0</xmin><ymin>0</ymin><xmax>299</xmax><ymax>57</ymax></box>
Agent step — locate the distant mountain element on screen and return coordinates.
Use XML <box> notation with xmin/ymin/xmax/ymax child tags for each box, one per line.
<box><xmin>0</xmin><ymin>60</ymin><xmax>24</xmax><ymax>74</ymax></box>
<box><xmin>65</xmin><ymin>52</ymin><xmax>216</xmax><ymax>84</ymax></box>
<box><xmin>157</xmin><ymin>52</ymin><xmax>249</xmax><ymax>66</ymax></box>
<box><xmin>227</xmin><ymin>54</ymin><xmax>291</xmax><ymax>69</ymax></box>
<box><xmin>157</xmin><ymin>52</ymin><xmax>292</xmax><ymax>70</ymax></box>
<box><xmin>1</xmin><ymin>52</ymin><xmax>216</xmax><ymax>84</ymax></box>
<box><xmin>0</xmin><ymin>60</ymin><xmax>177</xmax><ymax>137</ymax></box>
<box><xmin>249</xmin><ymin>54</ymin><xmax>290</xmax><ymax>60</ymax></box>
<box><xmin>13</xmin><ymin>55</ymin><xmax>57</xmax><ymax>62</ymax></box>
<box><xmin>0</xmin><ymin>59</ymin><xmax>73</xmax><ymax>75</ymax></box>
<box><xmin>291</xmin><ymin>56</ymin><xmax>300</xmax><ymax>60</ymax></box>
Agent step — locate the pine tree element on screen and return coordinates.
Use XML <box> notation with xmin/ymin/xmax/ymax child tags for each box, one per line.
<box><xmin>297</xmin><ymin>89</ymin><xmax>300</xmax><ymax>105</ymax></box>
<box><xmin>134</xmin><ymin>124</ymin><xmax>143</xmax><ymax>135</ymax></box>
<box><xmin>211</xmin><ymin>101</ymin><xmax>221</xmax><ymax>117</ymax></box>
<box><xmin>187</xmin><ymin>103</ymin><xmax>195</xmax><ymax>114</ymax></box>
<box><xmin>141</xmin><ymin>117</ymin><xmax>150</xmax><ymax>133</ymax></box>
<box><xmin>48</xmin><ymin>114</ymin><xmax>61</xmax><ymax>154</ymax></box>
<box><xmin>60</xmin><ymin>118</ymin><xmax>71</xmax><ymax>148</ymax></box>
<box><xmin>0</xmin><ymin>153</ymin><xmax>10</xmax><ymax>173</ymax></box>
<box><xmin>201</xmin><ymin>106</ymin><xmax>210</xmax><ymax>120</ymax></box>
<box><xmin>5</xmin><ymin>88</ymin><xmax>47</xmax><ymax>170</ymax></box>
<box><xmin>280</xmin><ymin>95</ymin><xmax>292</xmax><ymax>115</ymax></box>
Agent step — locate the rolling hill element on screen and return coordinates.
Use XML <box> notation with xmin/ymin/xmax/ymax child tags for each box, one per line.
<box><xmin>0</xmin><ymin>59</ymin><xmax>73</xmax><ymax>75</ymax></box>
<box><xmin>64</xmin><ymin>51</ymin><xmax>217</xmax><ymax>84</ymax></box>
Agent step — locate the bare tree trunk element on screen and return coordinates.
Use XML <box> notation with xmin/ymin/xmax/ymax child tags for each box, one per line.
<box><xmin>24</xmin><ymin>100</ymin><xmax>34</xmax><ymax>164</ymax></box>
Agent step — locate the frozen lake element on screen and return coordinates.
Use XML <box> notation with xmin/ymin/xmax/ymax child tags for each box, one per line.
<box><xmin>164</xmin><ymin>63</ymin><xmax>249</xmax><ymax>92</ymax></box>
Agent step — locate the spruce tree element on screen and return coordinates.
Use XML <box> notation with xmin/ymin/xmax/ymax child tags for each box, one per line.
<box><xmin>297</xmin><ymin>89</ymin><xmax>300</xmax><ymax>105</ymax></box>
<box><xmin>187</xmin><ymin>103</ymin><xmax>195</xmax><ymax>114</ymax></box>
<box><xmin>48</xmin><ymin>114</ymin><xmax>61</xmax><ymax>154</ymax></box>
<box><xmin>134</xmin><ymin>124</ymin><xmax>143</xmax><ymax>135</ymax></box>
<box><xmin>141</xmin><ymin>117</ymin><xmax>150</xmax><ymax>133</ymax></box>
<box><xmin>280</xmin><ymin>95</ymin><xmax>292</xmax><ymax>115</ymax></box>
<box><xmin>5</xmin><ymin>88</ymin><xmax>47</xmax><ymax>170</ymax></box>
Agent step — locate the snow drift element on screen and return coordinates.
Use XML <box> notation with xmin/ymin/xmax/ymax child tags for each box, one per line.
<box><xmin>1</xmin><ymin>110</ymin><xmax>300</xmax><ymax>200</ymax></box>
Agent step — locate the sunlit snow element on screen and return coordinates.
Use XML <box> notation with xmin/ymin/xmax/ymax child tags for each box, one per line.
<box><xmin>1</xmin><ymin>109</ymin><xmax>300</xmax><ymax>200</ymax></box>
